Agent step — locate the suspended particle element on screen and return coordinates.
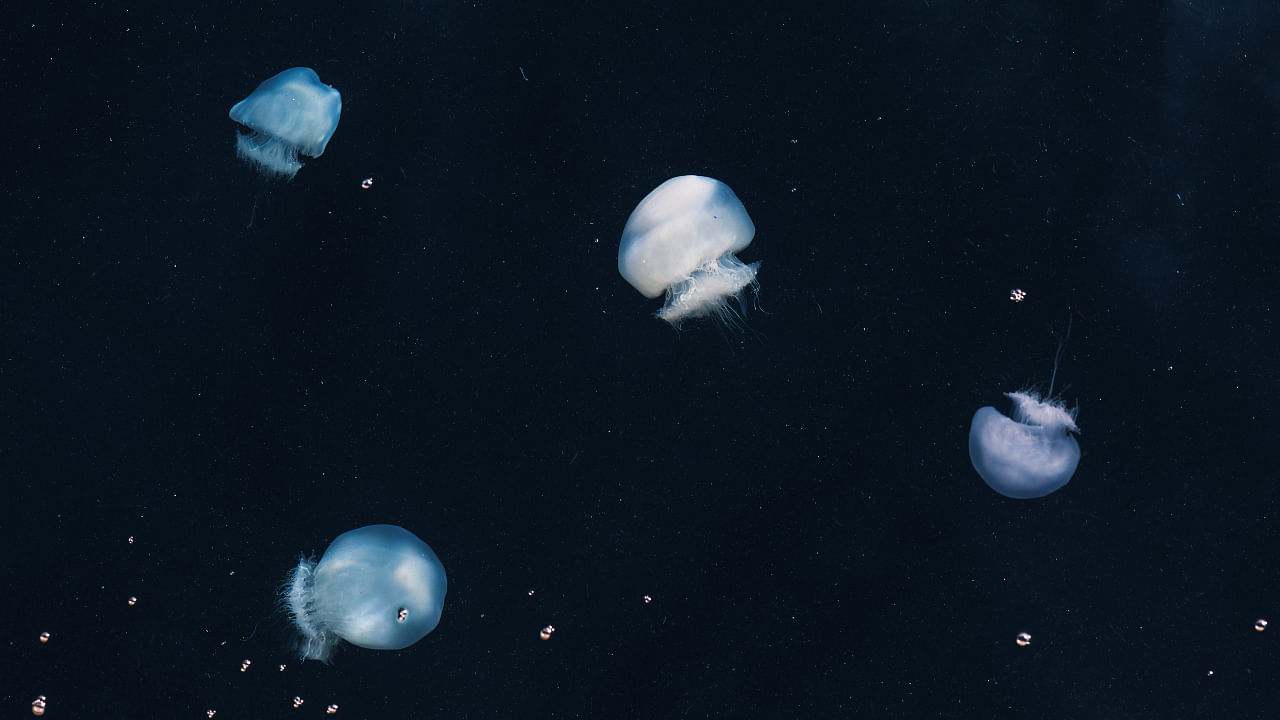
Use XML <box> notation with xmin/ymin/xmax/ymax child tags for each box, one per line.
<box><xmin>1009</xmin><ymin>288</ymin><xmax>1027</xmax><ymax>302</ymax></box>
<box><xmin>396</xmin><ymin>607</ymin><xmax>409</xmax><ymax>623</ymax></box>
<box><xmin>527</xmin><ymin>590</ymin><xmax>535</xmax><ymax>597</ymax></box>
<box><xmin>240</xmin><ymin>659</ymin><xmax>251</xmax><ymax>672</ymax></box>
<box><xmin>31</xmin><ymin>696</ymin><xmax>47</xmax><ymax>717</ymax></box>
<box><xmin>127</xmin><ymin>596</ymin><xmax>138</xmax><ymax>606</ymax></box>
<box><xmin>360</xmin><ymin>177</ymin><xmax>373</xmax><ymax>190</ymax></box>
<box><xmin>292</xmin><ymin>697</ymin><xmax>305</xmax><ymax>709</ymax></box>
<box><xmin>128</xmin><ymin>536</ymin><xmax>135</xmax><ymax>544</ymax></box>
<box><xmin>39</xmin><ymin>631</ymin><xmax>50</xmax><ymax>643</ymax></box>
<box><xmin>279</xmin><ymin>664</ymin><xmax>286</xmax><ymax>672</ymax></box>
<box><xmin>1255</xmin><ymin>619</ymin><xmax>1268</xmax><ymax>632</ymax></box>
<box><xmin>643</xmin><ymin>595</ymin><xmax>652</xmax><ymax>604</ymax></box>
<box><xmin>1015</xmin><ymin>632</ymin><xmax>1032</xmax><ymax>647</ymax></box>
<box><xmin>539</xmin><ymin>625</ymin><xmax>555</xmax><ymax>640</ymax></box>
<box><xmin>207</xmin><ymin>711</ymin><xmax>217</xmax><ymax>718</ymax></box>
<box><xmin>326</xmin><ymin>704</ymin><xmax>339</xmax><ymax>714</ymax></box>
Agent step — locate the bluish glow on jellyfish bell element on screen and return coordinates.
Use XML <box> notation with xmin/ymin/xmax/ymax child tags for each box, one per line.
<box><xmin>283</xmin><ymin>524</ymin><xmax>446</xmax><ymax>663</ymax></box>
<box><xmin>618</xmin><ymin>175</ymin><xmax>760</xmax><ymax>327</ymax></box>
<box><xmin>969</xmin><ymin>391</ymin><xmax>1081</xmax><ymax>499</ymax></box>
<box><xmin>229</xmin><ymin>67</ymin><xmax>341</xmax><ymax>179</ymax></box>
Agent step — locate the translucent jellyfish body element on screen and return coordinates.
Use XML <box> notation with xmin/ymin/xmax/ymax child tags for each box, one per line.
<box><xmin>969</xmin><ymin>391</ymin><xmax>1080</xmax><ymax>499</ymax></box>
<box><xmin>618</xmin><ymin>175</ymin><xmax>760</xmax><ymax>325</ymax></box>
<box><xmin>283</xmin><ymin>524</ymin><xmax>446</xmax><ymax>663</ymax></box>
<box><xmin>229</xmin><ymin>67</ymin><xmax>342</xmax><ymax>179</ymax></box>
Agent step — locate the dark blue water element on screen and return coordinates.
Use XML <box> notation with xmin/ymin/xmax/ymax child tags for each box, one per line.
<box><xmin>3</xmin><ymin>1</ymin><xmax>1278</xmax><ymax>717</ymax></box>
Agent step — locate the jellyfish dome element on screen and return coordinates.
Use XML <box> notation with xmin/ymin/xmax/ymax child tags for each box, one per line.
<box><xmin>969</xmin><ymin>391</ymin><xmax>1081</xmax><ymax>499</ymax></box>
<box><xmin>229</xmin><ymin>67</ymin><xmax>342</xmax><ymax>179</ymax></box>
<box><xmin>283</xmin><ymin>524</ymin><xmax>446</xmax><ymax>663</ymax></box>
<box><xmin>618</xmin><ymin>175</ymin><xmax>760</xmax><ymax>326</ymax></box>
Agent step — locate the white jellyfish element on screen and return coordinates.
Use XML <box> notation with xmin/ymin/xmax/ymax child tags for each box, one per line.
<box><xmin>229</xmin><ymin>67</ymin><xmax>341</xmax><ymax>179</ymax></box>
<box><xmin>618</xmin><ymin>175</ymin><xmax>760</xmax><ymax>326</ymax></box>
<box><xmin>283</xmin><ymin>524</ymin><xmax>446</xmax><ymax>663</ymax></box>
<box><xmin>968</xmin><ymin>321</ymin><xmax>1081</xmax><ymax>499</ymax></box>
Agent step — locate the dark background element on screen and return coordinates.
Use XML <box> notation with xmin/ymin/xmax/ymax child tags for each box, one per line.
<box><xmin>2</xmin><ymin>0</ymin><xmax>1279</xmax><ymax>717</ymax></box>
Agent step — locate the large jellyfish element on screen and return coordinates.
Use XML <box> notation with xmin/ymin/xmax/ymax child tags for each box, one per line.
<box><xmin>229</xmin><ymin>67</ymin><xmax>341</xmax><ymax>179</ymax></box>
<box><xmin>283</xmin><ymin>524</ymin><xmax>446</xmax><ymax>663</ymax></box>
<box><xmin>968</xmin><ymin>323</ymin><xmax>1081</xmax><ymax>499</ymax></box>
<box><xmin>618</xmin><ymin>175</ymin><xmax>760</xmax><ymax>326</ymax></box>
<box><xmin>969</xmin><ymin>392</ymin><xmax>1080</xmax><ymax>499</ymax></box>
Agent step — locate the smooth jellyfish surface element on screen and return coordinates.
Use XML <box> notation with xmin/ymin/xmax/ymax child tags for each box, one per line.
<box><xmin>969</xmin><ymin>391</ymin><xmax>1081</xmax><ymax>499</ymax></box>
<box><xmin>284</xmin><ymin>524</ymin><xmax>446</xmax><ymax>663</ymax></box>
<box><xmin>229</xmin><ymin>67</ymin><xmax>342</xmax><ymax>179</ymax></box>
<box><xmin>618</xmin><ymin>175</ymin><xmax>760</xmax><ymax>325</ymax></box>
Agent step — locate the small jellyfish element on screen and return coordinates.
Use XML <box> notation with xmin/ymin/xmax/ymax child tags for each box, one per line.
<box><xmin>282</xmin><ymin>524</ymin><xmax>446</xmax><ymax>663</ymax></box>
<box><xmin>969</xmin><ymin>318</ymin><xmax>1080</xmax><ymax>499</ymax></box>
<box><xmin>618</xmin><ymin>175</ymin><xmax>760</xmax><ymax>326</ymax></box>
<box><xmin>229</xmin><ymin>68</ymin><xmax>342</xmax><ymax>179</ymax></box>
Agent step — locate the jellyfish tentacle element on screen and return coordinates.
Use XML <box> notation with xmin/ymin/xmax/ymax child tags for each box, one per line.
<box><xmin>1048</xmin><ymin>311</ymin><xmax>1072</xmax><ymax>397</ymax></box>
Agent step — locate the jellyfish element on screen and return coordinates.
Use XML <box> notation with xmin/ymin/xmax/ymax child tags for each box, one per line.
<box><xmin>618</xmin><ymin>175</ymin><xmax>760</xmax><ymax>326</ymax></box>
<box><xmin>229</xmin><ymin>67</ymin><xmax>341</xmax><ymax>179</ymax></box>
<box><xmin>968</xmin><ymin>320</ymin><xmax>1081</xmax><ymax>499</ymax></box>
<box><xmin>282</xmin><ymin>524</ymin><xmax>446</xmax><ymax>663</ymax></box>
<box><xmin>968</xmin><ymin>392</ymin><xmax>1080</xmax><ymax>499</ymax></box>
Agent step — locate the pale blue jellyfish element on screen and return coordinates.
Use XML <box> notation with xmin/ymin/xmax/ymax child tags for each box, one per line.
<box><xmin>968</xmin><ymin>323</ymin><xmax>1081</xmax><ymax>499</ymax></box>
<box><xmin>969</xmin><ymin>392</ymin><xmax>1081</xmax><ymax>499</ymax></box>
<box><xmin>618</xmin><ymin>175</ymin><xmax>760</xmax><ymax>326</ymax></box>
<box><xmin>283</xmin><ymin>524</ymin><xmax>446</xmax><ymax>663</ymax></box>
<box><xmin>229</xmin><ymin>67</ymin><xmax>341</xmax><ymax>179</ymax></box>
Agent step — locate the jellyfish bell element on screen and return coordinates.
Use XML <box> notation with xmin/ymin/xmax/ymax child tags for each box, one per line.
<box><xmin>969</xmin><ymin>391</ymin><xmax>1081</xmax><ymax>499</ymax></box>
<box><xmin>229</xmin><ymin>67</ymin><xmax>342</xmax><ymax>179</ymax></box>
<box><xmin>618</xmin><ymin>175</ymin><xmax>760</xmax><ymax>326</ymax></box>
<box><xmin>283</xmin><ymin>524</ymin><xmax>446</xmax><ymax>663</ymax></box>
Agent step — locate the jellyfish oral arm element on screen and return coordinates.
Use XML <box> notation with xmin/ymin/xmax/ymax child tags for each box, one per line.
<box><xmin>657</xmin><ymin>256</ymin><xmax>760</xmax><ymax>324</ymax></box>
